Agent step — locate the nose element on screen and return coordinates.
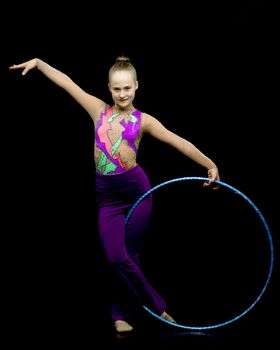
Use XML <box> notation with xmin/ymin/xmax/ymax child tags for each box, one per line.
<box><xmin>119</xmin><ymin>89</ymin><xmax>126</xmax><ymax>98</ymax></box>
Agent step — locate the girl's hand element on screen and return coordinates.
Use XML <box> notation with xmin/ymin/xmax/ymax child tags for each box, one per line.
<box><xmin>9</xmin><ymin>58</ymin><xmax>38</xmax><ymax>76</ymax></box>
<box><xmin>203</xmin><ymin>167</ymin><xmax>220</xmax><ymax>190</ymax></box>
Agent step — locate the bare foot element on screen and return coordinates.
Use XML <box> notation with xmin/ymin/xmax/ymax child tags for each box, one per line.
<box><xmin>114</xmin><ymin>320</ymin><xmax>134</xmax><ymax>333</ymax></box>
<box><xmin>160</xmin><ymin>311</ymin><xmax>177</xmax><ymax>323</ymax></box>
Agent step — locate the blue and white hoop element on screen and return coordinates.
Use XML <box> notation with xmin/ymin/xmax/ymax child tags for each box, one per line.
<box><xmin>125</xmin><ymin>177</ymin><xmax>274</xmax><ymax>330</ymax></box>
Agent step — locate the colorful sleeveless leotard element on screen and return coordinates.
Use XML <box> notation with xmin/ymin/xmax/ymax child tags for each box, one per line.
<box><xmin>95</xmin><ymin>106</ymin><xmax>141</xmax><ymax>175</ymax></box>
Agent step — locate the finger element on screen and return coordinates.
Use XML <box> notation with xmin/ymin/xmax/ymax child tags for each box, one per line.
<box><xmin>9</xmin><ymin>64</ymin><xmax>22</xmax><ymax>70</ymax></box>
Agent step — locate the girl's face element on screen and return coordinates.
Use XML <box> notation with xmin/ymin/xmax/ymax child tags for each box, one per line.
<box><xmin>108</xmin><ymin>70</ymin><xmax>138</xmax><ymax>110</ymax></box>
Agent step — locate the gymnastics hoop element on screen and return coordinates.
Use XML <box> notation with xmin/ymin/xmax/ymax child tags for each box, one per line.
<box><xmin>125</xmin><ymin>177</ymin><xmax>274</xmax><ymax>330</ymax></box>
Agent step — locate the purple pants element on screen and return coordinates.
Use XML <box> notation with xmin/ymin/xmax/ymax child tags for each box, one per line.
<box><xmin>95</xmin><ymin>165</ymin><xmax>166</xmax><ymax>321</ymax></box>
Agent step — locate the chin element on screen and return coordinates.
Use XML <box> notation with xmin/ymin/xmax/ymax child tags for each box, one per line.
<box><xmin>118</xmin><ymin>102</ymin><xmax>130</xmax><ymax>109</ymax></box>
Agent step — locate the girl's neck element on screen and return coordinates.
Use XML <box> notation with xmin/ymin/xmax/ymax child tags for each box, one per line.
<box><xmin>113</xmin><ymin>105</ymin><xmax>134</xmax><ymax>114</ymax></box>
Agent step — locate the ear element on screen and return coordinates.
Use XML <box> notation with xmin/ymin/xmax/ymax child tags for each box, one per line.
<box><xmin>108</xmin><ymin>82</ymin><xmax>112</xmax><ymax>92</ymax></box>
<box><xmin>135</xmin><ymin>80</ymin><xmax>139</xmax><ymax>90</ymax></box>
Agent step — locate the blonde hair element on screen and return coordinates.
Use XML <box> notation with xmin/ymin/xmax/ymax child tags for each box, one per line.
<box><xmin>108</xmin><ymin>56</ymin><xmax>137</xmax><ymax>82</ymax></box>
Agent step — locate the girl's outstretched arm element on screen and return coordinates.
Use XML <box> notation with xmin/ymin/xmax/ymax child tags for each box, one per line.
<box><xmin>142</xmin><ymin>113</ymin><xmax>220</xmax><ymax>189</ymax></box>
<box><xmin>9</xmin><ymin>58</ymin><xmax>105</xmax><ymax>121</ymax></box>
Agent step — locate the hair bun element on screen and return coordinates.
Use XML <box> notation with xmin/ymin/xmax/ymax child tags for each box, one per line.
<box><xmin>116</xmin><ymin>55</ymin><xmax>131</xmax><ymax>63</ymax></box>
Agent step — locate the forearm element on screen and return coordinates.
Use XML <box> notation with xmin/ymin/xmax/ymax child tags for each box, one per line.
<box><xmin>36</xmin><ymin>58</ymin><xmax>73</xmax><ymax>88</ymax></box>
<box><xmin>180</xmin><ymin>139</ymin><xmax>217</xmax><ymax>170</ymax></box>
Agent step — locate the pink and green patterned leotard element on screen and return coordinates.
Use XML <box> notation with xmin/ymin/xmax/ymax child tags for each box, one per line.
<box><xmin>95</xmin><ymin>106</ymin><xmax>141</xmax><ymax>175</ymax></box>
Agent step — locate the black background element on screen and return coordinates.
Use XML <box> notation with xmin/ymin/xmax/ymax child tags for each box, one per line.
<box><xmin>2</xmin><ymin>1</ymin><xmax>279</xmax><ymax>348</ymax></box>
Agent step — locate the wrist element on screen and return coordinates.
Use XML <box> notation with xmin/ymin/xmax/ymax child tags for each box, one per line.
<box><xmin>206</xmin><ymin>162</ymin><xmax>217</xmax><ymax>171</ymax></box>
